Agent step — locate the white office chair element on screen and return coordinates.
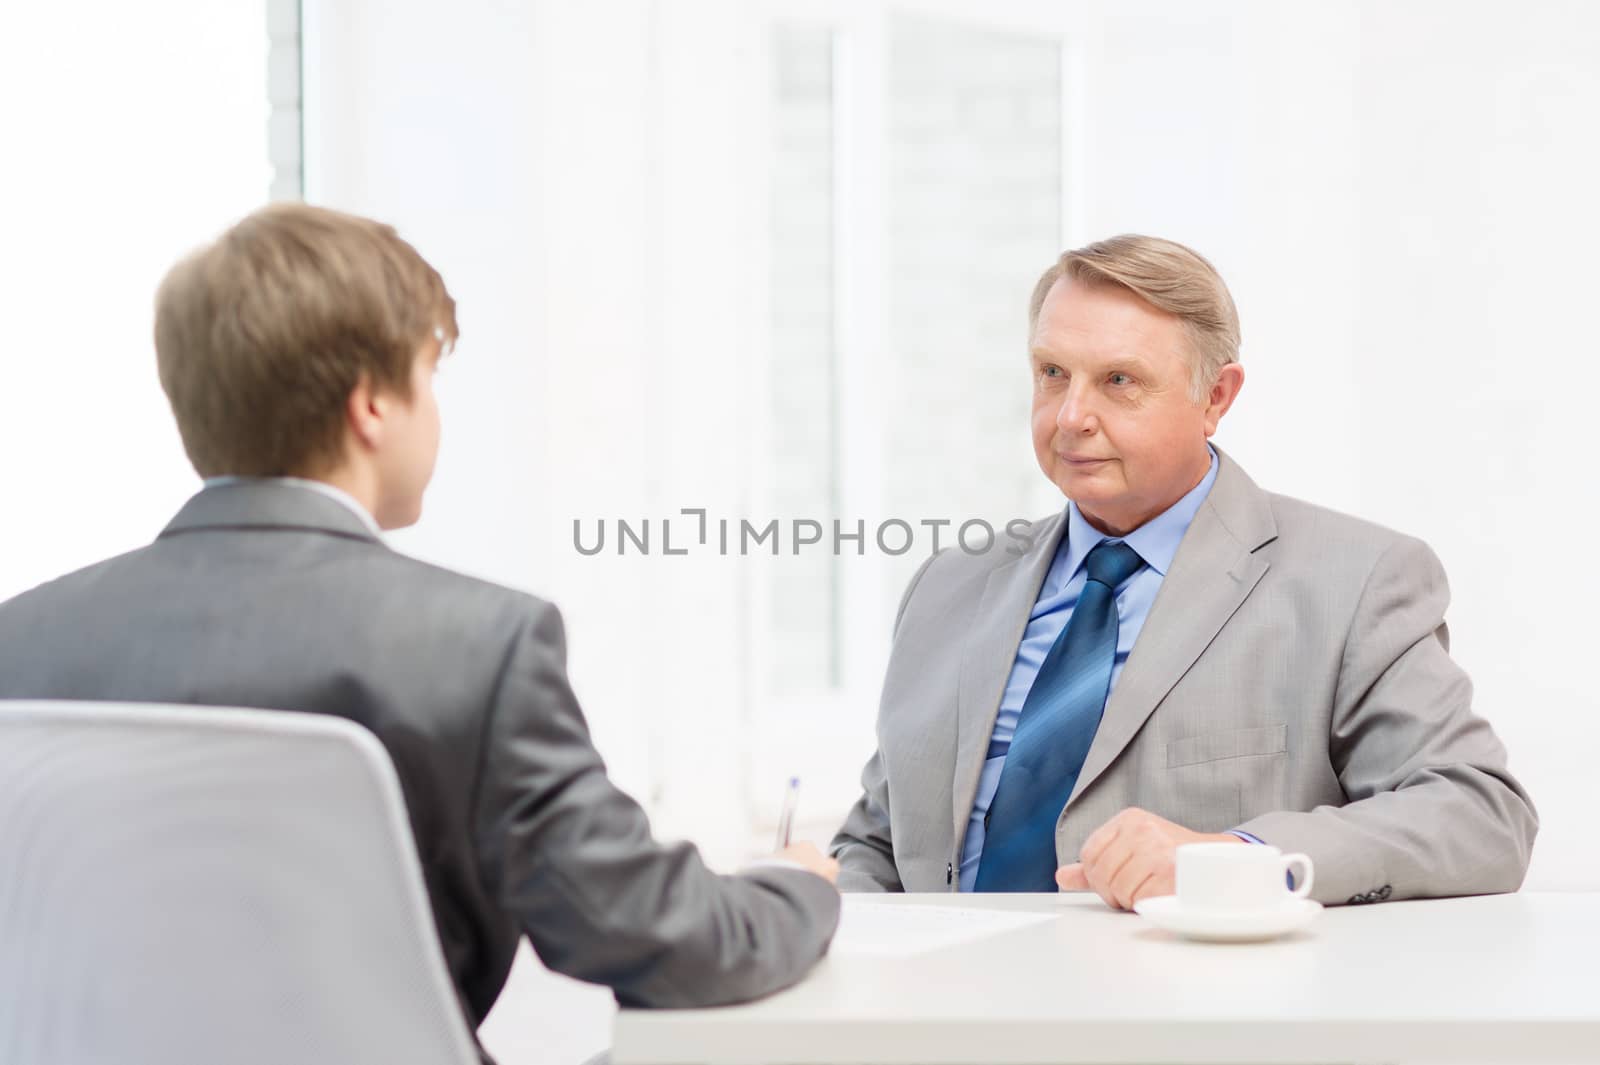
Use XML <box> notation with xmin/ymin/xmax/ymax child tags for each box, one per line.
<box><xmin>0</xmin><ymin>700</ymin><xmax>483</xmax><ymax>1065</ymax></box>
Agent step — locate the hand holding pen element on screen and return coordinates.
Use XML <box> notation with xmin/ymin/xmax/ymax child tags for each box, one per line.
<box><xmin>771</xmin><ymin>777</ymin><xmax>840</xmax><ymax>885</ymax></box>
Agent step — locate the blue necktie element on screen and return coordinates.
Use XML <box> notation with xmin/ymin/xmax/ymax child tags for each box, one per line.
<box><xmin>974</xmin><ymin>539</ymin><xmax>1146</xmax><ymax>892</ymax></box>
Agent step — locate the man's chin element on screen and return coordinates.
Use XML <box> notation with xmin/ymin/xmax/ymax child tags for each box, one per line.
<box><xmin>1052</xmin><ymin>464</ymin><xmax>1118</xmax><ymax>498</ymax></box>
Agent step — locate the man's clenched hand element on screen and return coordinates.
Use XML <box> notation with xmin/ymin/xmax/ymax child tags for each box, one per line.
<box><xmin>1055</xmin><ymin>807</ymin><xmax>1241</xmax><ymax>909</ymax></box>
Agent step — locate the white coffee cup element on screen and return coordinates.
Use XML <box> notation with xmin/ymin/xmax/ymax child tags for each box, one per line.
<box><xmin>1175</xmin><ymin>842</ymin><xmax>1314</xmax><ymax>910</ymax></box>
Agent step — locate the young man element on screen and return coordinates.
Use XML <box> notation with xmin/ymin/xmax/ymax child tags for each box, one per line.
<box><xmin>0</xmin><ymin>204</ymin><xmax>839</xmax><ymax>1051</ymax></box>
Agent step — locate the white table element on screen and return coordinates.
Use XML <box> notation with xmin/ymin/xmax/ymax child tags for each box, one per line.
<box><xmin>612</xmin><ymin>892</ymin><xmax>1600</xmax><ymax>1064</ymax></box>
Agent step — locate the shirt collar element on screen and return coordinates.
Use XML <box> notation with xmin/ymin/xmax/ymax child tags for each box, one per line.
<box><xmin>202</xmin><ymin>476</ymin><xmax>383</xmax><ymax>538</ymax></box>
<box><xmin>1060</xmin><ymin>445</ymin><xmax>1219</xmax><ymax>580</ymax></box>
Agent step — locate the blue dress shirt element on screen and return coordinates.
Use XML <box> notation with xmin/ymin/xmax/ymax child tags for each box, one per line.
<box><xmin>959</xmin><ymin>448</ymin><xmax>1220</xmax><ymax>891</ymax></box>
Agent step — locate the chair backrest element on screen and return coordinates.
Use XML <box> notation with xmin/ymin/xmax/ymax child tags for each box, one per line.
<box><xmin>0</xmin><ymin>701</ymin><xmax>483</xmax><ymax>1065</ymax></box>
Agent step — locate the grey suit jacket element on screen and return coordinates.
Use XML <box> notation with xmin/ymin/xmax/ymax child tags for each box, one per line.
<box><xmin>0</xmin><ymin>483</ymin><xmax>838</xmax><ymax>1055</ymax></box>
<box><xmin>831</xmin><ymin>449</ymin><xmax>1536</xmax><ymax>905</ymax></box>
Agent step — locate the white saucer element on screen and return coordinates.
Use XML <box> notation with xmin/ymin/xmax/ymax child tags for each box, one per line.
<box><xmin>1132</xmin><ymin>895</ymin><xmax>1322</xmax><ymax>942</ymax></box>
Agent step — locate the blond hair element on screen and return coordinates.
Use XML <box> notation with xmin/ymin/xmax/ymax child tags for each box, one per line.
<box><xmin>154</xmin><ymin>203</ymin><xmax>458</xmax><ymax>478</ymax></box>
<box><xmin>1029</xmin><ymin>235</ymin><xmax>1239</xmax><ymax>400</ymax></box>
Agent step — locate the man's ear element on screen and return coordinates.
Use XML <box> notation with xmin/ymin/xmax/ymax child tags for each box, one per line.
<box><xmin>1202</xmin><ymin>362</ymin><xmax>1245</xmax><ymax>436</ymax></box>
<box><xmin>346</xmin><ymin>373</ymin><xmax>385</xmax><ymax>452</ymax></box>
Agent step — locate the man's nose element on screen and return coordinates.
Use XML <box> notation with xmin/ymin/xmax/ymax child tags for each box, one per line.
<box><xmin>1055</xmin><ymin>383</ymin><xmax>1099</xmax><ymax>435</ymax></box>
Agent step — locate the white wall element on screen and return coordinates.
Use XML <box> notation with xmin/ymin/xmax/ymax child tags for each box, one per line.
<box><xmin>1349</xmin><ymin>1</ymin><xmax>1600</xmax><ymax>890</ymax></box>
<box><xmin>0</xmin><ymin>1</ymin><xmax>270</xmax><ymax>602</ymax></box>
<box><xmin>304</xmin><ymin>0</ymin><xmax>765</xmax><ymax>850</ymax></box>
<box><xmin>4</xmin><ymin>0</ymin><xmax>1591</xmax><ymax>892</ymax></box>
<box><xmin>1074</xmin><ymin>0</ymin><xmax>1600</xmax><ymax>888</ymax></box>
<box><xmin>299</xmin><ymin>0</ymin><xmax>1598</xmax><ymax>888</ymax></box>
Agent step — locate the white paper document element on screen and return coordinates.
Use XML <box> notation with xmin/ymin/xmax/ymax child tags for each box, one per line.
<box><xmin>831</xmin><ymin>900</ymin><xmax>1061</xmax><ymax>958</ymax></box>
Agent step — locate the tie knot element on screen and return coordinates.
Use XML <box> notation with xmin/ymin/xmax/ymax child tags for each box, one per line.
<box><xmin>1084</xmin><ymin>539</ymin><xmax>1144</xmax><ymax>589</ymax></box>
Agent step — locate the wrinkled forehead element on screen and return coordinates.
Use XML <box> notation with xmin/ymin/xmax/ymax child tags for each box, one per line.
<box><xmin>1030</xmin><ymin>278</ymin><xmax>1192</xmax><ymax>373</ymax></box>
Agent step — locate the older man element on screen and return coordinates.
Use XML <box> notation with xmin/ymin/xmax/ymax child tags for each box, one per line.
<box><xmin>831</xmin><ymin>235</ymin><xmax>1536</xmax><ymax>908</ymax></box>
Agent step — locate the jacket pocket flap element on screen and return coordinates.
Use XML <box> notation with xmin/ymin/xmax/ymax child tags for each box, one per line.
<box><xmin>1166</xmin><ymin>724</ymin><xmax>1287</xmax><ymax>768</ymax></box>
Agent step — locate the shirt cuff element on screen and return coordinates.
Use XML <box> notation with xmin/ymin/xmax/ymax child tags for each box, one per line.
<box><xmin>1227</xmin><ymin>830</ymin><xmax>1298</xmax><ymax>889</ymax></box>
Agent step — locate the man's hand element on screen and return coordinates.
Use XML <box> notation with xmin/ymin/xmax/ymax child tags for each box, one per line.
<box><xmin>778</xmin><ymin>842</ymin><xmax>840</xmax><ymax>885</ymax></box>
<box><xmin>1054</xmin><ymin>807</ymin><xmax>1240</xmax><ymax>910</ymax></box>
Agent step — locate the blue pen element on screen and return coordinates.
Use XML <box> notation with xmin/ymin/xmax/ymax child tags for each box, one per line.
<box><xmin>775</xmin><ymin>777</ymin><xmax>801</xmax><ymax>850</ymax></box>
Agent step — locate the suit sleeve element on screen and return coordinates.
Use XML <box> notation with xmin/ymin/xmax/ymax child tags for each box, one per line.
<box><xmin>829</xmin><ymin>551</ymin><xmax>940</xmax><ymax>892</ymax></box>
<box><xmin>1235</xmin><ymin>536</ymin><xmax>1538</xmax><ymax>904</ymax></box>
<box><xmin>471</xmin><ymin>601</ymin><xmax>839</xmax><ymax>1007</ymax></box>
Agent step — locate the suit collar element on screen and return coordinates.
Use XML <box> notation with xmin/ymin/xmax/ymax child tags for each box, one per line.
<box><xmin>203</xmin><ymin>475</ymin><xmax>383</xmax><ymax>537</ymax></box>
<box><xmin>160</xmin><ymin>481</ymin><xmax>384</xmax><ymax>545</ymax></box>
<box><xmin>1191</xmin><ymin>444</ymin><xmax>1277</xmax><ymax>555</ymax></box>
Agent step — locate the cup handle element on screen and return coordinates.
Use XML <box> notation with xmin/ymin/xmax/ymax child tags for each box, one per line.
<box><xmin>1283</xmin><ymin>853</ymin><xmax>1315</xmax><ymax>899</ymax></box>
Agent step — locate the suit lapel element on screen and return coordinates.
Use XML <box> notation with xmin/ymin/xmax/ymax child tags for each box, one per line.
<box><xmin>1066</xmin><ymin>450</ymin><xmax>1278</xmax><ymax>808</ymax></box>
<box><xmin>951</xmin><ymin>512</ymin><xmax>1066</xmax><ymax>843</ymax></box>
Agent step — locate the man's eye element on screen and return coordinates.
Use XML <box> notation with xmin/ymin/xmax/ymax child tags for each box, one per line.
<box><xmin>1041</xmin><ymin>365</ymin><xmax>1063</xmax><ymax>378</ymax></box>
<box><xmin>1109</xmin><ymin>373</ymin><xmax>1132</xmax><ymax>386</ymax></box>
